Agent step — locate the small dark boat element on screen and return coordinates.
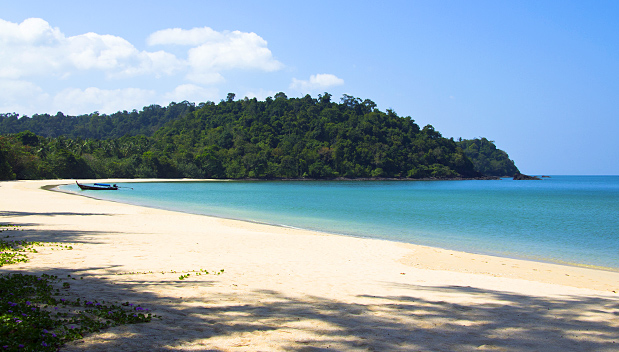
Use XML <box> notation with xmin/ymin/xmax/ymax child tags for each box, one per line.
<box><xmin>76</xmin><ymin>181</ymin><xmax>118</xmax><ymax>190</ymax></box>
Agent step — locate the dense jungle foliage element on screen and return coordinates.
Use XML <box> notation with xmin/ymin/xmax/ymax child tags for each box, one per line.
<box><xmin>0</xmin><ymin>93</ymin><xmax>515</xmax><ymax>180</ymax></box>
<box><xmin>457</xmin><ymin>138</ymin><xmax>519</xmax><ymax>177</ymax></box>
<box><xmin>0</xmin><ymin>101</ymin><xmax>195</xmax><ymax>139</ymax></box>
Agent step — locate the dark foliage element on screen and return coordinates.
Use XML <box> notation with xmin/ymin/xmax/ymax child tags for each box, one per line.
<box><xmin>457</xmin><ymin>138</ymin><xmax>519</xmax><ymax>177</ymax></box>
<box><xmin>0</xmin><ymin>101</ymin><xmax>196</xmax><ymax>139</ymax></box>
<box><xmin>0</xmin><ymin>94</ymin><xmax>506</xmax><ymax>180</ymax></box>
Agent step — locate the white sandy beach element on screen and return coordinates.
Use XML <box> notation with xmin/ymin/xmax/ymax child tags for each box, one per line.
<box><xmin>1</xmin><ymin>179</ymin><xmax>618</xmax><ymax>351</ymax></box>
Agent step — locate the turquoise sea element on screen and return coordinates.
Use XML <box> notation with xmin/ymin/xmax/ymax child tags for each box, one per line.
<box><xmin>61</xmin><ymin>176</ymin><xmax>619</xmax><ymax>270</ymax></box>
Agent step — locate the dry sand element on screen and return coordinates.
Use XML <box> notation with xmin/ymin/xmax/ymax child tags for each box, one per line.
<box><xmin>1</xmin><ymin>179</ymin><xmax>618</xmax><ymax>351</ymax></box>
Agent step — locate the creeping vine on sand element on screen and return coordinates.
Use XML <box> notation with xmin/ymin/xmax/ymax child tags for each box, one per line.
<box><xmin>0</xmin><ymin>226</ymin><xmax>158</xmax><ymax>351</ymax></box>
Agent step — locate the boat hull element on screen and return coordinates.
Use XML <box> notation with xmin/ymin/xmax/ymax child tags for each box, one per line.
<box><xmin>76</xmin><ymin>182</ymin><xmax>118</xmax><ymax>190</ymax></box>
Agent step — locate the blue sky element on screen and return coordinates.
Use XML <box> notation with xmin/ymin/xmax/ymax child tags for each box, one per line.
<box><xmin>1</xmin><ymin>1</ymin><xmax>618</xmax><ymax>175</ymax></box>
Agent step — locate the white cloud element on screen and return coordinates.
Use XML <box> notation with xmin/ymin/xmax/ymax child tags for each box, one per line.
<box><xmin>0</xmin><ymin>81</ymin><xmax>216</xmax><ymax>115</ymax></box>
<box><xmin>147</xmin><ymin>27</ymin><xmax>222</xmax><ymax>46</ymax></box>
<box><xmin>0</xmin><ymin>17</ymin><xmax>63</xmax><ymax>45</ymax></box>
<box><xmin>0</xmin><ymin>79</ymin><xmax>50</xmax><ymax>114</ymax></box>
<box><xmin>53</xmin><ymin>87</ymin><xmax>157</xmax><ymax>115</ymax></box>
<box><xmin>149</xmin><ymin>26</ymin><xmax>283</xmax><ymax>84</ymax></box>
<box><xmin>187</xmin><ymin>32</ymin><xmax>282</xmax><ymax>71</ymax></box>
<box><xmin>0</xmin><ymin>18</ymin><xmax>286</xmax><ymax>115</ymax></box>
<box><xmin>0</xmin><ymin>18</ymin><xmax>182</xmax><ymax>80</ymax></box>
<box><xmin>290</xmin><ymin>74</ymin><xmax>344</xmax><ymax>91</ymax></box>
<box><xmin>66</xmin><ymin>32</ymin><xmax>136</xmax><ymax>71</ymax></box>
<box><xmin>0</xmin><ymin>18</ymin><xmax>282</xmax><ymax>87</ymax></box>
<box><xmin>0</xmin><ymin>18</ymin><xmax>65</xmax><ymax>79</ymax></box>
<box><xmin>112</xmin><ymin>50</ymin><xmax>183</xmax><ymax>78</ymax></box>
<box><xmin>163</xmin><ymin>84</ymin><xmax>218</xmax><ymax>104</ymax></box>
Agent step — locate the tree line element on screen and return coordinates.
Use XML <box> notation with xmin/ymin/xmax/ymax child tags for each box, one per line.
<box><xmin>0</xmin><ymin>101</ymin><xmax>195</xmax><ymax>139</ymax></box>
<box><xmin>0</xmin><ymin>93</ymin><xmax>517</xmax><ymax>180</ymax></box>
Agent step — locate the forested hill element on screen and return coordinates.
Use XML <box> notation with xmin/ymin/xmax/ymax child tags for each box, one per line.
<box><xmin>0</xmin><ymin>101</ymin><xmax>196</xmax><ymax>139</ymax></box>
<box><xmin>151</xmin><ymin>93</ymin><xmax>479</xmax><ymax>179</ymax></box>
<box><xmin>0</xmin><ymin>93</ymin><xmax>515</xmax><ymax>180</ymax></box>
<box><xmin>457</xmin><ymin>138</ymin><xmax>519</xmax><ymax>177</ymax></box>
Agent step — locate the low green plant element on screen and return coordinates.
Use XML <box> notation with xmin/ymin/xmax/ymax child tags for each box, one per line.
<box><xmin>0</xmin><ymin>224</ymin><xmax>22</xmax><ymax>233</ymax></box>
<box><xmin>1</xmin><ymin>235</ymin><xmax>76</xmax><ymax>267</ymax></box>
<box><xmin>0</xmin><ymin>273</ymin><xmax>156</xmax><ymax>351</ymax></box>
<box><xmin>0</xmin><ymin>232</ymin><xmax>158</xmax><ymax>350</ymax></box>
<box><xmin>0</xmin><ymin>238</ymin><xmax>39</xmax><ymax>267</ymax></box>
<box><xmin>0</xmin><ymin>230</ymin><xmax>225</xmax><ymax>350</ymax></box>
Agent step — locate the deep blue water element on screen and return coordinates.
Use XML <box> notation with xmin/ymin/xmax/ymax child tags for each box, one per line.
<box><xmin>61</xmin><ymin>176</ymin><xmax>619</xmax><ymax>269</ymax></box>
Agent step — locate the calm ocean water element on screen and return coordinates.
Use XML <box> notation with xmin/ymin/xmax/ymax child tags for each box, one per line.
<box><xmin>61</xmin><ymin>176</ymin><xmax>619</xmax><ymax>269</ymax></box>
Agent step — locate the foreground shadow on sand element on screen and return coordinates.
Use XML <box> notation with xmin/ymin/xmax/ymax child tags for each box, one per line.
<box><xmin>2</xmin><ymin>226</ymin><xmax>618</xmax><ymax>351</ymax></box>
<box><xmin>1</xmin><ymin>211</ymin><xmax>120</xmax><ymax>244</ymax></box>
<box><xmin>0</xmin><ymin>227</ymin><xmax>114</xmax><ymax>244</ymax></box>
<box><xmin>2</xmin><ymin>263</ymin><xmax>617</xmax><ymax>352</ymax></box>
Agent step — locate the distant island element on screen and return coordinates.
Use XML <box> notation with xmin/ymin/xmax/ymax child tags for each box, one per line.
<box><xmin>0</xmin><ymin>93</ymin><xmax>519</xmax><ymax>181</ymax></box>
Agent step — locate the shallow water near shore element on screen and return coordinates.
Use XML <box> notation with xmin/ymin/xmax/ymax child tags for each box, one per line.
<box><xmin>61</xmin><ymin>176</ymin><xmax>619</xmax><ymax>269</ymax></box>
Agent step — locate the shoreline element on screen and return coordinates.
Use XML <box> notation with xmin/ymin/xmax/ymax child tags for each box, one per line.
<box><xmin>11</xmin><ymin>178</ymin><xmax>619</xmax><ymax>290</ymax></box>
<box><xmin>2</xmin><ymin>179</ymin><xmax>619</xmax><ymax>351</ymax></box>
<box><xmin>54</xmin><ymin>178</ymin><xmax>619</xmax><ymax>275</ymax></box>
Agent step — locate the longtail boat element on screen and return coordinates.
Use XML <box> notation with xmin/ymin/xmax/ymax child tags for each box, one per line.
<box><xmin>76</xmin><ymin>181</ymin><xmax>118</xmax><ymax>190</ymax></box>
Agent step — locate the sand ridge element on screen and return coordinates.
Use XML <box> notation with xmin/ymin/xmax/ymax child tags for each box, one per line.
<box><xmin>1</xmin><ymin>179</ymin><xmax>618</xmax><ymax>351</ymax></box>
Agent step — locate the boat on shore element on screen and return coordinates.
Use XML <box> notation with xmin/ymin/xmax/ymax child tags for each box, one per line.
<box><xmin>76</xmin><ymin>181</ymin><xmax>118</xmax><ymax>190</ymax></box>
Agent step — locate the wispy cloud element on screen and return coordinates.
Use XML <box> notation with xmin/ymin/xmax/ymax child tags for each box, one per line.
<box><xmin>290</xmin><ymin>74</ymin><xmax>344</xmax><ymax>91</ymax></box>
<box><xmin>52</xmin><ymin>87</ymin><xmax>156</xmax><ymax>115</ymax></box>
<box><xmin>163</xmin><ymin>84</ymin><xmax>219</xmax><ymax>104</ymax></box>
<box><xmin>0</xmin><ymin>79</ymin><xmax>50</xmax><ymax>114</ymax></box>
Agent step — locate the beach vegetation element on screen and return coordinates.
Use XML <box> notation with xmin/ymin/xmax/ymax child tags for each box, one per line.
<box><xmin>0</xmin><ymin>236</ymin><xmax>39</xmax><ymax>267</ymax></box>
<box><xmin>0</xmin><ymin>236</ymin><xmax>156</xmax><ymax>350</ymax></box>
<box><xmin>0</xmin><ymin>273</ymin><xmax>155</xmax><ymax>351</ymax></box>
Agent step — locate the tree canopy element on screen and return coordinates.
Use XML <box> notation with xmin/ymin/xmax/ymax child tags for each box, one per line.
<box><xmin>457</xmin><ymin>138</ymin><xmax>519</xmax><ymax>177</ymax></box>
<box><xmin>0</xmin><ymin>101</ymin><xmax>196</xmax><ymax>139</ymax></box>
<box><xmin>0</xmin><ymin>93</ymin><xmax>517</xmax><ymax>180</ymax></box>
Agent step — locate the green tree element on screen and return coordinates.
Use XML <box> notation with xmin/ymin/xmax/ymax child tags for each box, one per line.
<box><xmin>0</xmin><ymin>138</ymin><xmax>16</xmax><ymax>180</ymax></box>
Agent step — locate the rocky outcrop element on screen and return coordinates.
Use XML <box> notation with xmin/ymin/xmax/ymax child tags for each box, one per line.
<box><xmin>513</xmin><ymin>173</ymin><xmax>541</xmax><ymax>180</ymax></box>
